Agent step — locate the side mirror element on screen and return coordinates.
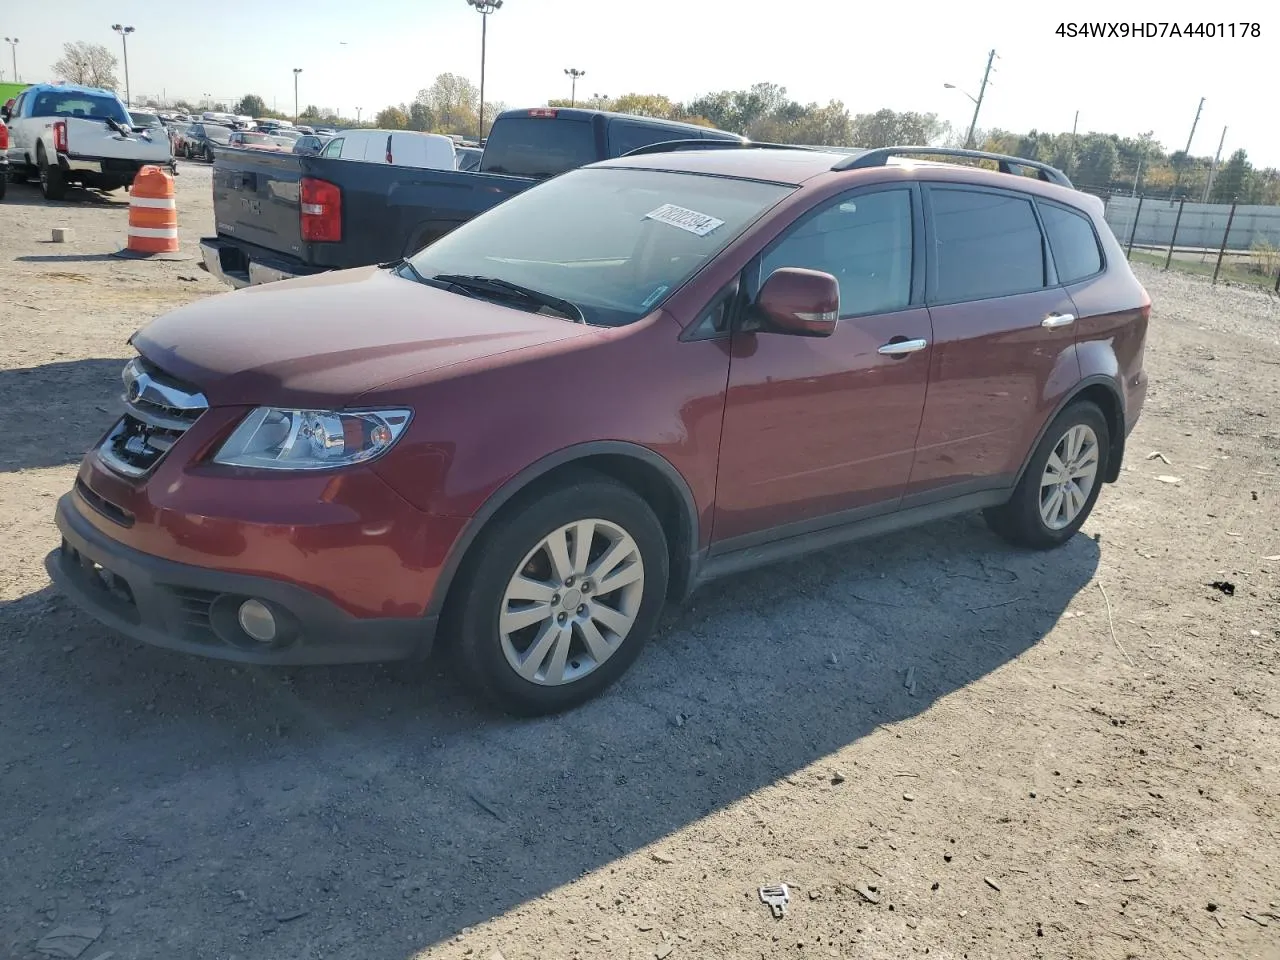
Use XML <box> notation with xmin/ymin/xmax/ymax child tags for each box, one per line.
<box><xmin>754</xmin><ymin>267</ymin><xmax>840</xmax><ymax>338</ymax></box>
<box><xmin>0</xmin><ymin>107</ymin><xmax>10</xmax><ymax>122</ymax></box>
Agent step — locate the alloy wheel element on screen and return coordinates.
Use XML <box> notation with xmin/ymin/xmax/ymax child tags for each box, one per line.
<box><xmin>1039</xmin><ymin>424</ymin><xmax>1100</xmax><ymax>530</ymax></box>
<box><xmin>499</xmin><ymin>518</ymin><xmax>644</xmax><ymax>686</ymax></box>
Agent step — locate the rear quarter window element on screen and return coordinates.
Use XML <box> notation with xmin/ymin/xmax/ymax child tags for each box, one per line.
<box><xmin>607</xmin><ymin>119</ymin><xmax>694</xmax><ymax>158</ymax></box>
<box><xmin>1038</xmin><ymin>201</ymin><xmax>1104</xmax><ymax>283</ymax></box>
<box><xmin>480</xmin><ymin>116</ymin><xmax>597</xmax><ymax>179</ymax></box>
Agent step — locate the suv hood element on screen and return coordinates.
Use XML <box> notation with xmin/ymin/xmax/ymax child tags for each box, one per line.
<box><xmin>131</xmin><ymin>266</ymin><xmax>592</xmax><ymax>407</ymax></box>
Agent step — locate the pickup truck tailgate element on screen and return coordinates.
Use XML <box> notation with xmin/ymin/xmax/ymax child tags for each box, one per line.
<box><xmin>67</xmin><ymin>117</ymin><xmax>170</xmax><ymax>163</ymax></box>
<box><xmin>212</xmin><ymin>149</ymin><xmax>305</xmax><ymax>257</ymax></box>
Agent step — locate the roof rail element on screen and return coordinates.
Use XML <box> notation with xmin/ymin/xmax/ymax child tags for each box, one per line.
<box><xmin>832</xmin><ymin>146</ymin><xmax>1073</xmax><ymax>187</ymax></box>
<box><xmin>620</xmin><ymin>139</ymin><xmax>815</xmax><ymax>158</ymax></box>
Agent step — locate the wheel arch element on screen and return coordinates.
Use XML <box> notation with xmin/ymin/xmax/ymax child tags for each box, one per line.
<box><xmin>1014</xmin><ymin>375</ymin><xmax>1126</xmax><ymax>488</ymax></box>
<box><xmin>424</xmin><ymin>441</ymin><xmax>701</xmax><ymax>627</ymax></box>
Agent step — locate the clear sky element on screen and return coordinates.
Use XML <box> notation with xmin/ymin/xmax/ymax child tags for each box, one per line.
<box><xmin>4</xmin><ymin>0</ymin><xmax>1277</xmax><ymax>165</ymax></box>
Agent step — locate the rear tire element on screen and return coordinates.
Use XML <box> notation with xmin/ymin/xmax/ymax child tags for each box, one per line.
<box><xmin>37</xmin><ymin>147</ymin><xmax>67</xmax><ymax>201</ymax></box>
<box><xmin>984</xmin><ymin>401</ymin><xmax>1109</xmax><ymax>549</ymax></box>
<box><xmin>0</xmin><ymin>172</ymin><xmax>6</xmax><ymax>201</ymax></box>
<box><xmin>448</xmin><ymin>473</ymin><xmax>669</xmax><ymax>716</ymax></box>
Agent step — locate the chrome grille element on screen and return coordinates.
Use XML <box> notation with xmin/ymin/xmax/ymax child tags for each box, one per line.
<box><xmin>97</xmin><ymin>357</ymin><xmax>208</xmax><ymax>478</ymax></box>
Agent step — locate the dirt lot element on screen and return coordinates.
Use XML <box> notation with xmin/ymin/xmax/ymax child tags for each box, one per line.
<box><xmin>1</xmin><ymin>168</ymin><xmax>1278</xmax><ymax>960</ymax></box>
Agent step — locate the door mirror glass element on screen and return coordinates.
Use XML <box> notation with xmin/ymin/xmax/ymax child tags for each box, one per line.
<box><xmin>755</xmin><ymin>267</ymin><xmax>839</xmax><ymax>338</ymax></box>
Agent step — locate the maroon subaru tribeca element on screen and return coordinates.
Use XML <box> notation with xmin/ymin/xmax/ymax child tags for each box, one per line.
<box><xmin>49</xmin><ymin>145</ymin><xmax>1150</xmax><ymax>714</ymax></box>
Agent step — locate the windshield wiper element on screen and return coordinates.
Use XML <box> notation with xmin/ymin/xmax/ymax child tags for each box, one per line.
<box><xmin>430</xmin><ymin>274</ymin><xmax>586</xmax><ymax>324</ymax></box>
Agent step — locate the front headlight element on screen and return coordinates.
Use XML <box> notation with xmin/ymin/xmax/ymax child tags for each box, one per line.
<box><xmin>211</xmin><ymin>408</ymin><xmax>413</xmax><ymax>470</ymax></box>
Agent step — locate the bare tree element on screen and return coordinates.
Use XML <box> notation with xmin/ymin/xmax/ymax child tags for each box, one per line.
<box><xmin>51</xmin><ymin>42</ymin><xmax>119</xmax><ymax>89</ymax></box>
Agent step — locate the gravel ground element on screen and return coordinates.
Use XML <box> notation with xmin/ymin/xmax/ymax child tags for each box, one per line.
<box><xmin>1</xmin><ymin>168</ymin><xmax>1278</xmax><ymax>960</ymax></box>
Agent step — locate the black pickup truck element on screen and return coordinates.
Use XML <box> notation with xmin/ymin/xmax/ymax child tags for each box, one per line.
<box><xmin>200</xmin><ymin>107</ymin><xmax>743</xmax><ymax>288</ymax></box>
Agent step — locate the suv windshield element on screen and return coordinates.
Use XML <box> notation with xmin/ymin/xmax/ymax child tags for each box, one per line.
<box><xmin>404</xmin><ymin>167</ymin><xmax>792</xmax><ymax>327</ymax></box>
<box><xmin>31</xmin><ymin>90</ymin><xmax>130</xmax><ymax>124</ymax></box>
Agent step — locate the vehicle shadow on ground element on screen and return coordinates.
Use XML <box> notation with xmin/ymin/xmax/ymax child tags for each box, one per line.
<box><xmin>2</xmin><ymin>181</ymin><xmax>126</xmax><ymax>206</ymax></box>
<box><xmin>0</xmin><ymin>513</ymin><xmax>1100</xmax><ymax>959</ymax></box>
<box><xmin>0</xmin><ymin>358</ymin><xmax>125</xmax><ymax>473</ymax></box>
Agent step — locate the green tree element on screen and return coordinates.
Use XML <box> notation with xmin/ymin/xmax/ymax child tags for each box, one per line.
<box><xmin>849</xmin><ymin>109</ymin><xmax>948</xmax><ymax>148</ymax></box>
<box><xmin>419</xmin><ymin>73</ymin><xmax>479</xmax><ymax>135</ymax></box>
<box><xmin>375</xmin><ymin>106</ymin><xmax>409</xmax><ymax>129</ymax></box>
<box><xmin>1211</xmin><ymin>148</ymin><xmax>1250</xmax><ymax>203</ymax></box>
<box><xmin>407</xmin><ymin>101</ymin><xmax>434</xmax><ymax>132</ymax></box>
<box><xmin>610</xmin><ymin>93</ymin><xmax>679</xmax><ymax>119</ymax></box>
<box><xmin>234</xmin><ymin>94</ymin><xmax>267</xmax><ymax>117</ymax></box>
<box><xmin>1074</xmin><ymin>135</ymin><xmax>1118</xmax><ymax>190</ymax></box>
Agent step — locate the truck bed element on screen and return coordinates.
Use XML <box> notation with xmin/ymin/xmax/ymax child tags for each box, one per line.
<box><xmin>204</xmin><ymin>149</ymin><xmax>535</xmax><ymax>286</ymax></box>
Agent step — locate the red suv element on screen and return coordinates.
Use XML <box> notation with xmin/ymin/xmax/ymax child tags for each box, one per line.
<box><xmin>49</xmin><ymin>145</ymin><xmax>1150</xmax><ymax>714</ymax></box>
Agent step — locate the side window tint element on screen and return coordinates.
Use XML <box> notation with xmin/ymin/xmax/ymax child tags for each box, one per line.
<box><xmin>761</xmin><ymin>189</ymin><xmax>913</xmax><ymax>317</ymax></box>
<box><xmin>608</xmin><ymin>120</ymin><xmax>681</xmax><ymax>157</ymax></box>
<box><xmin>1039</xmin><ymin>202</ymin><xmax>1103</xmax><ymax>283</ymax></box>
<box><xmin>930</xmin><ymin>189</ymin><xmax>1046</xmax><ymax>302</ymax></box>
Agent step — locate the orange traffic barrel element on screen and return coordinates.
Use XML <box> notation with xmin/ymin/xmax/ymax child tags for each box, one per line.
<box><xmin>114</xmin><ymin>166</ymin><xmax>189</xmax><ymax>260</ymax></box>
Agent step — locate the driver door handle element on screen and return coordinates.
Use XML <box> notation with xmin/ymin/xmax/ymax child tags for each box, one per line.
<box><xmin>878</xmin><ymin>338</ymin><xmax>928</xmax><ymax>356</ymax></box>
<box><xmin>1042</xmin><ymin>313</ymin><xmax>1076</xmax><ymax>329</ymax></box>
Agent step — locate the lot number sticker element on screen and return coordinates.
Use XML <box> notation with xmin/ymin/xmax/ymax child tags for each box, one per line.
<box><xmin>644</xmin><ymin>203</ymin><xmax>725</xmax><ymax>237</ymax></box>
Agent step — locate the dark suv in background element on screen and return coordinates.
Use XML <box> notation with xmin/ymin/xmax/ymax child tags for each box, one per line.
<box><xmin>50</xmin><ymin>145</ymin><xmax>1149</xmax><ymax>715</ymax></box>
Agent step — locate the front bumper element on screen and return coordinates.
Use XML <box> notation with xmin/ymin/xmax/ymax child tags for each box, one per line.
<box><xmin>200</xmin><ymin>237</ymin><xmax>324</xmax><ymax>289</ymax></box>
<box><xmin>48</xmin><ymin>492</ymin><xmax>435</xmax><ymax>665</ymax></box>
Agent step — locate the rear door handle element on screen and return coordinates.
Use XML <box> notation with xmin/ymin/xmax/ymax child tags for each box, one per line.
<box><xmin>878</xmin><ymin>338</ymin><xmax>928</xmax><ymax>356</ymax></box>
<box><xmin>1042</xmin><ymin>313</ymin><xmax>1076</xmax><ymax>329</ymax></box>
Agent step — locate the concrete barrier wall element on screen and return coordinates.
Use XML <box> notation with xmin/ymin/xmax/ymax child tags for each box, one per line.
<box><xmin>1103</xmin><ymin>197</ymin><xmax>1280</xmax><ymax>251</ymax></box>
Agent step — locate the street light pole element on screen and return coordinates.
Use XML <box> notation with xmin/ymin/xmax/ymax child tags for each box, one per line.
<box><xmin>564</xmin><ymin>68</ymin><xmax>585</xmax><ymax>107</ymax></box>
<box><xmin>3</xmin><ymin>37</ymin><xmax>17</xmax><ymax>83</ymax></box>
<box><xmin>293</xmin><ymin>68</ymin><xmax>302</xmax><ymax>124</ymax></box>
<box><xmin>355</xmin><ymin>106</ymin><xmax>362</xmax><ymax>125</ymax></box>
<box><xmin>466</xmin><ymin>0</ymin><xmax>503</xmax><ymax>141</ymax></box>
<box><xmin>111</xmin><ymin>25</ymin><xmax>135</xmax><ymax>106</ymax></box>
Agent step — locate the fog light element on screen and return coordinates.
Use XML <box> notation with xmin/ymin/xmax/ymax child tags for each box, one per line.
<box><xmin>237</xmin><ymin>598</ymin><xmax>277</xmax><ymax>642</ymax></box>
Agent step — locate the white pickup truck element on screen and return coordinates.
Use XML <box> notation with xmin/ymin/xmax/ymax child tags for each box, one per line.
<box><xmin>1</xmin><ymin>83</ymin><xmax>173</xmax><ymax>201</ymax></box>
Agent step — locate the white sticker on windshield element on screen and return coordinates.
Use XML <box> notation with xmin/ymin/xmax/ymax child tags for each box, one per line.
<box><xmin>644</xmin><ymin>203</ymin><xmax>725</xmax><ymax>238</ymax></box>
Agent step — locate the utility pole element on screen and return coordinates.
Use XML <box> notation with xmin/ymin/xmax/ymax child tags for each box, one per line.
<box><xmin>111</xmin><ymin>25</ymin><xmax>135</xmax><ymax>106</ymax></box>
<box><xmin>1173</xmin><ymin>96</ymin><xmax>1204</xmax><ymax>197</ymax></box>
<box><xmin>1202</xmin><ymin>126</ymin><xmax>1227</xmax><ymax>202</ymax></box>
<box><xmin>1069</xmin><ymin>109</ymin><xmax>1079</xmax><ymax>175</ymax></box>
<box><xmin>292</xmin><ymin>68</ymin><xmax>302</xmax><ymax>124</ymax></box>
<box><xmin>564</xmin><ymin>68</ymin><xmax>585</xmax><ymax>107</ymax></box>
<box><xmin>963</xmin><ymin>49</ymin><xmax>997</xmax><ymax>150</ymax></box>
<box><xmin>466</xmin><ymin>0</ymin><xmax>503</xmax><ymax>141</ymax></box>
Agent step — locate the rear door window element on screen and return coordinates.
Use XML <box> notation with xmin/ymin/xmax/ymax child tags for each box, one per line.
<box><xmin>1038</xmin><ymin>201</ymin><xmax>1104</xmax><ymax>283</ymax></box>
<box><xmin>927</xmin><ymin>187</ymin><xmax>1047</xmax><ymax>303</ymax></box>
<box><xmin>607</xmin><ymin>119</ymin><xmax>690</xmax><ymax>158</ymax></box>
<box><xmin>479</xmin><ymin>115</ymin><xmax>597</xmax><ymax>179</ymax></box>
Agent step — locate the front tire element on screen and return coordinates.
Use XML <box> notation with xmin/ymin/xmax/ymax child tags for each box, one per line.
<box><xmin>449</xmin><ymin>473</ymin><xmax>669</xmax><ymax>716</ymax></box>
<box><xmin>984</xmin><ymin>401</ymin><xmax>1110</xmax><ymax>549</ymax></box>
